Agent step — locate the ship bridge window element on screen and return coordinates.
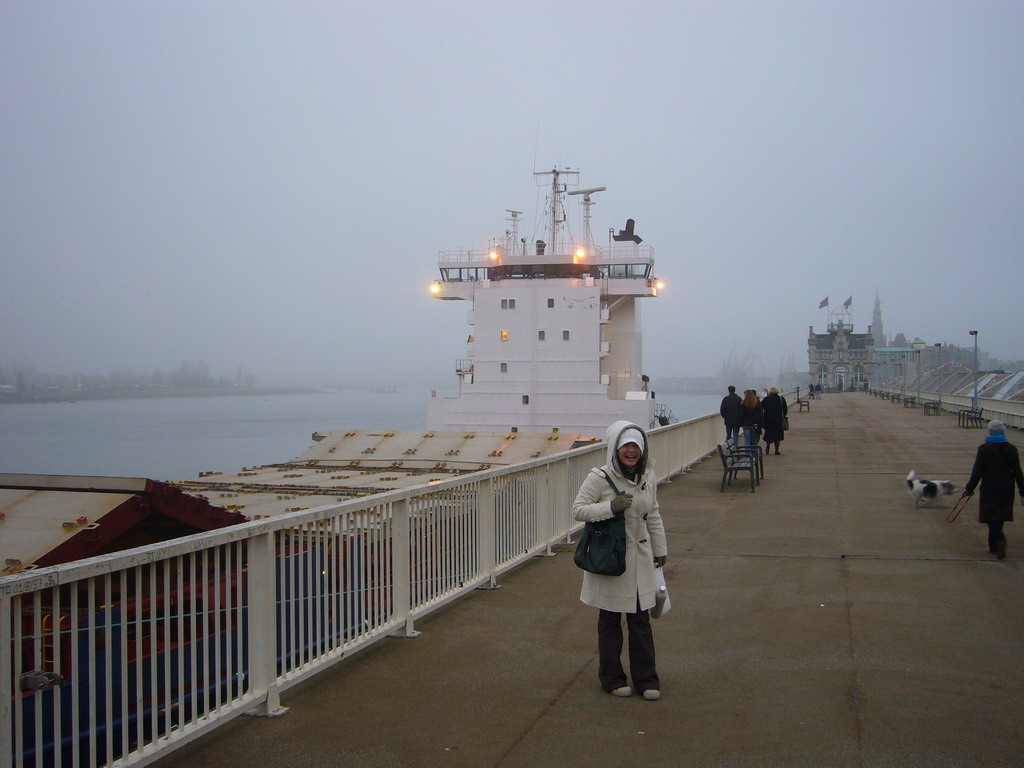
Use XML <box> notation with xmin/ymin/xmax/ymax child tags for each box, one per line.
<box><xmin>538</xmin><ymin>330</ymin><xmax>545</xmax><ymax>341</ymax></box>
<box><xmin>441</xmin><ymin>267</ymin><xmax>489</xmax><ymax>282</ymax></box>
<box><xmin>522</xmin><ymin>395</ymin><xmax>529</xmax><ymax>405</ymax></box>
<box><xmin>562</xmin><ymin>330</ymin><xmax>570</xmax><ymax>341</ymax></box>
<box><xmin>547</xmin><ymin>298</ymin><xmax>555</xmax><ymax>308</ymax></box>
<box><xmin>501</xmin><ymin>298</ymin><xmax>516</xmax><ymax>309</ymax></box>
<box><xmin>501</xmin><ymin>363</ymin><xmax>508</xmax><ymax>373</ymax></box>
<box><xmin>491</xmin><ymin>264</ymin><xmax>592</xmax><ymax>280</ymax></box>
<box><xmin>596</xmin><ymin>264</ymin><xmax>651</xmax><ymax>279</ymax></box>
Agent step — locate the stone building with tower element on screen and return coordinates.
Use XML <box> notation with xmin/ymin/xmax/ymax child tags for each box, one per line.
<box><xmin>808</xmin><ymin>300</ymin><xmax>876</xmax><ymax>391</ymax></box>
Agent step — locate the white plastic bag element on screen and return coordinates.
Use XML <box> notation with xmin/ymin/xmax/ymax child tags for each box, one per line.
<box><xmin>651</xmin><ymin>567</ymin><xmax>671</xmax><ymax>619</ymax></box>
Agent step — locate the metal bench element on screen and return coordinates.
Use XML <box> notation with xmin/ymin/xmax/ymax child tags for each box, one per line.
<box><xmin>923</xmin><ymin>401</ymin><xmax>941</xmax><ymax>416</ymax></box>
<box><xmin>796</xmin><ymin>399</ymin><xmax>810</xmax><ymax>412</ymax></box>
<box><xmin>891</xmin><ymin>393</ymin><xmax>902</xmax><ymax>403</ymax></box>
<box><xmin>717</xmin><ymin>443</ymin><xmax>757</xmax><ymax>493</ymax></box>
<box><xmin>724</xmin><ymin>437</ymin><xmax>763</xmax><ymax>481</ymax></box>
<box><xmin>904</xmin><ymin>396</ymin><xmax>916</xmax><ymax>408</ymax></box>
<box><xmin>958</xmin><ymin>408</ymin><xmax>984</xmax><ymax>428</ymax></box>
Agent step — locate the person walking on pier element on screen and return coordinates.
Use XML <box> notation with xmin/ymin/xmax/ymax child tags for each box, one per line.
<box><xmin>719</xmin><ymin>385</ymin><xmax>742</xmax><ymax>442</ymax></box>
<box><xmin>761</xmin><ymin>387</ymin><xmax>789</xmax><ymax>455</ymax></box>
<box><xmin>573</xmin><ymin>420</ymin><xmax>668</xmax><ymax>700</ymax></box>
<box><xmin>738</xmin><ymin>390</ymin><xmax>763</xmax><ymax>448</ymax></box>
<box><xmin>963</xmin><ymin>420</ymin><xmax>1024</xmax><ymax>560</ymax></box>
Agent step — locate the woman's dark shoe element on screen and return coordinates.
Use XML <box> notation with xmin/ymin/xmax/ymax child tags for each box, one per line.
<box><xmin>996</xmin><ymin>539</ymin><xmax>1007</xmax><ymax>560</ymax></box>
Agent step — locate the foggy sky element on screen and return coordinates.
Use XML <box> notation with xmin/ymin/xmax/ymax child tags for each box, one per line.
<box><xmin>3</xmin><ymin>1</ymin><xmax>1022</xmax><ymax>389</ymax></box>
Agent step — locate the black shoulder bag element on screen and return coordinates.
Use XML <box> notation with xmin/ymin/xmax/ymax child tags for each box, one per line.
<box><xmin>573</xmin><ymin>470</ymin><xmax>627</xmax><ymax>576</ymax></box>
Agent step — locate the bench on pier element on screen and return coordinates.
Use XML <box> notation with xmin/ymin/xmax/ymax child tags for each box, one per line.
<box><xmin>891</xmin><ymin>393</ymin><xmax>902</xmax><ymax>404</ymax></box>
<box><xmin>725</xmin><ymin>437</ymin><xmax>763</xmax><ymax>481</ymax></box>
<box><xmin>958</xmin><ymin>408</ymin><xmax>984</xmax><ymax>428</ymax></box>
<box><xmin>796</xmin><ymin>399</ymin><xmax>810</xmax><ymax>412</ymax></box>
<box><xmin>717</xmin><ymin>443</ymin><xmax>757</xmax><ymax>493</ymax></box>
<box><xmin>903</xmin><ymin>396</ymin><xmax>917</xmax><ymax>408</ymax></box>
<box><xmin>880</xmin><ymin>391</ymin><xmax>891</xmax><ymax>400</ymax></box>
<box><xmin>923</xmin><ymin>401</ymin><xmax>941</xmax><ymax>416</ymax></box>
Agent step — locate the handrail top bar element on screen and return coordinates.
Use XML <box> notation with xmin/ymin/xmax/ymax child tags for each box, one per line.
<box><xmin>0</xmin><ymin>440</ymin><xmax>608</xmax><ymax>591</ymax></box>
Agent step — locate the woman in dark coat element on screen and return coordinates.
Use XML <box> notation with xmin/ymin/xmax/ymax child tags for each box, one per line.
<box><xmin>761</xmin><ymin>387</ymin><xmax>789</xmax><ymax>455</ymax></box>
<box><xmin>738</xmin><ymin>390</ymin><xmax>763</xmax><ymax>448</ymax></box>
<box><xmin>963</xmin><ymin>420</ymin><xmax>1024</xmax><ymax>560</ymax></box>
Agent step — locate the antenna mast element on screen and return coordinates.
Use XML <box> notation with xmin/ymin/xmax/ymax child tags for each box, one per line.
<box><xmin>505</xmin><ymin>209</ymin><xmax>522</xmax><ymax>255</ymax></box>
<box><xmin>534</xmin><ymin>167</ymin><xmax>578</xmax><ymax>253</ymax></box>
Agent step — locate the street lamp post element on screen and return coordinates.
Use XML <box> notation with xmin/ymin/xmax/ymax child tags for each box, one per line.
<box><xmin>969</xmin><ymin>330</ymin><xmax>979</xmax><ymax>409</ymax></box>
<box><xmin>935</xmin><ymin>342</ymin><xmax>943</xmax><ymax>409</ymax></box>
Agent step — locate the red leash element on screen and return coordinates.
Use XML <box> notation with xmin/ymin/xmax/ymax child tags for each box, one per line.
<box><xmin>946</xmin><ymin>493</ymin><xmax>970</xmax><ymax>524</ymax></box>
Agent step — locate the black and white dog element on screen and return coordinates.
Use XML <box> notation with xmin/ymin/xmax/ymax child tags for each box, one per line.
<box><xmin>905</xmin><ymin>470</ymin><xmax>958</xmax><ymax>507</ymax></box>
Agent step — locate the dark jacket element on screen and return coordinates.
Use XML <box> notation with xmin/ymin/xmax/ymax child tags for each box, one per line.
<box><xmin>761</xmin><ymin>393</ymin><xmax>789</xmax><ymax>443</ymax></box>
<box><xmin>739</xmin><ymin>402</ymin><xmax>763</xmax><ymax>429</ymax></box>
<box><xmin>719</xmin><ymin>393</ymin><xmax>742</xmax><ymax>426</ymax></box>
<box><xmin>964</xmin><ymin>440</ymin><xmax>1024</xmax><ymax>523</ymax></box>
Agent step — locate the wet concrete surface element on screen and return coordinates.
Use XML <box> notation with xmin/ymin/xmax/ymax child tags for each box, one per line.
<box><xmin>153</xmin><ymin>393</ymin><xmax>1023</xmax><ymax>768</ymax></box>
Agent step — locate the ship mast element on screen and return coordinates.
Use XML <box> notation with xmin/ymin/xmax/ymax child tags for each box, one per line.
<box><xmin>534</xmin><ymin>167</ymin><xmax>578</xmax><ymax>254</ymax></box>
<box><xmin>504</xmin><ymin>209</ymin><xmax>522</xmax><ymax>257</ymax></box>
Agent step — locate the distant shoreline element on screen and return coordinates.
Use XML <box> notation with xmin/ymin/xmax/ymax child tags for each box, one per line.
<box><xmin>0</xmin><ymin>386</ymin><xmax>324</xmax><ymax>404</ymax></box>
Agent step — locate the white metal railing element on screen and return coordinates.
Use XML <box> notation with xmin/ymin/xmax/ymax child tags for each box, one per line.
<box><xmin>2</xmin><ymin>412</ymin><xmax>722</xmax><ymax>768</ymax></box>
<box><xmin>438</xmin><ymin>242</ymin><xmax>655</xmax><ymax>266</ymax></box>
<box><xmin>873</xmin><ymin>388</ymin><xmax>1024</xmax><ymax>430</ymax></box>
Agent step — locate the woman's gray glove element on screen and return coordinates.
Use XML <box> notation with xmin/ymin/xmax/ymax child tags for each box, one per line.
<box><xmin>610</xmin><ymin>493</ymin><xmax>633</xmax><ymax>513</ymax></box>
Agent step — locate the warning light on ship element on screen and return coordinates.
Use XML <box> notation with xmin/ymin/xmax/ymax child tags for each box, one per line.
<box><xmin>655</xmin><ymin>280</ymin><xmax>665</xmax><ymax>290</ymax></box>
<box><xmin>488</xmin><ymin>250</ymin><xmax>499</xmax><ymax>261</ymax></box>
<box><xmin>430</xmin><ymin>282</ymin><xmax>441</xmax><ymax>295</ymax></box>
<box><xmin>574</xmin><ymin>248</ymin><xmax>587</xmax><ymax>261</ymax></box>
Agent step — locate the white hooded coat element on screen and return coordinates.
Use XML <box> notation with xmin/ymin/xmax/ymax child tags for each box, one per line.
<box><xmin>572</xmin><ymin>420</ymin><xmax>668</xmax><ymax>613</ymax></box>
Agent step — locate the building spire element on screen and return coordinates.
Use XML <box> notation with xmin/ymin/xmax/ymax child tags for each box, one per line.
<box><xmin>872</xmin><ymin>291</ymin><xmax>885</xmax><ymax>348</ymax></box>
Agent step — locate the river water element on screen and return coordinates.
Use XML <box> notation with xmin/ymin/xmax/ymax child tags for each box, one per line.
<box><xmin>0</xmin><ymin>389</ymin><xmax>722</xmax><ymax>481</ymax></box>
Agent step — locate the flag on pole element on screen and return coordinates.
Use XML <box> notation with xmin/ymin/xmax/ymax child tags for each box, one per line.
<box><xmin>843</xmin><ymin>296</ymin><xmax>852</xmax><ymax>309</ymax></box>
<box><xmin>819</xmin><ymin>296</ymin><xmax>829</xmax><ymax>309</ymax></box>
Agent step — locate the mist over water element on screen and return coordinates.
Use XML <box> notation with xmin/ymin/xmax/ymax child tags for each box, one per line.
<box><xmin>0</xmin><ymin>389</ymin><xmax>722</xmax><ymax>481</ymax></box>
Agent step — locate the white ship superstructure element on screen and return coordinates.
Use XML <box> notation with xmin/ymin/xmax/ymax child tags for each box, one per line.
<box><xmin>428</xmin><ymin>168</ymin><xmax>666</xmax><ymax>437</ymax></box>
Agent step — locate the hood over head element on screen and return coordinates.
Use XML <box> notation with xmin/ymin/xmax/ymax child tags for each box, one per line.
<box><xmin>605</xmin><ymin>420</ymin><xmax>650</xmax><ymax>478</ymax></box>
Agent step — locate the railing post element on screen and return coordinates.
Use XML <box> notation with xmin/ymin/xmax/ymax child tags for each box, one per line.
<box><xmin>1</xmin><ymin>594</ymin><xmax>11</xmax><ymax>768</ymax></box>
<box><xmin>478</xmin><ymin>477</ymin><xmax>500</xmax><ymax>588</ymax></box>
<box><xmin>537</xmin><ymin>465</ymin><xmax>556</xmax><ymax>556</ymax></box>
<box><xmin>548</xmin><ymin>458</ymin><xmax>572</xmax><ymax>544</ymax></box>
<box><xmin>247</xmin><ymin>530</ymin><xmax>288</xmax><ymax>717</ymax></box>
<box><xmin>390</xmin><ymin>498</ymin><xmax>420</xmax><ymax>637</ymax></box>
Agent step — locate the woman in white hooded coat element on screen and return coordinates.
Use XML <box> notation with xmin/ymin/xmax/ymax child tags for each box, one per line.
<box><xmin>572</xmin><ymin>420</ymin><xmax>668</xmax><ymax>700</ymax></box>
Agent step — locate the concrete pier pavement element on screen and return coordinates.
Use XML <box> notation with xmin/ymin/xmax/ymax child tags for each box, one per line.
<box><xmin>154</xmin><ymin>393</ymin><xmax>1024</xmax><ymax>768</ymax></box>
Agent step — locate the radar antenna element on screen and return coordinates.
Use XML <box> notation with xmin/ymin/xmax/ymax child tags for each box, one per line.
<box><xmin>568</xmin><ymin>186</ymin><xmax>606</xmax><ymax>247</ymax></box>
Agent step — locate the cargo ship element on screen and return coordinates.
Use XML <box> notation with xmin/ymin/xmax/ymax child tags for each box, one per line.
<box><xmin>4</xmin><ymin>168</ymin><xmax>673</xmax><ymax>765</ymax></box>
